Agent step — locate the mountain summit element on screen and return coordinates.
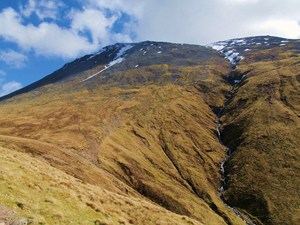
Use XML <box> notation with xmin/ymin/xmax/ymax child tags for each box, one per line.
<box><xmin>0</xmin><ymin>36</ymin><xmax>299</xmax><ymax>225</ymax></box>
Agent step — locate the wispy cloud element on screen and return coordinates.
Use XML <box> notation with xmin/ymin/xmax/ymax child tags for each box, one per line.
<box><xmin>0</xmin><ymin>70</ymin><xmax>6</xmax><ymax>77</ymax></box>
<box><xmin>20</xmin><ymin>0</ymin><xmax>64</xmax><ymax>20</ymax></box>
<box><xmin>0</xmin><ymin>70</ymin><xmax>22</xmax><ymax>97</ymax></box>
<box><xmin>0</xmin><ymin>81</ymin><xmax>22</xmax><ymax>97</ymax></box>
<box><xmin>0</xmin><ymin>49</ymin><xmax>28</xmax><ymax>68</ymax></box>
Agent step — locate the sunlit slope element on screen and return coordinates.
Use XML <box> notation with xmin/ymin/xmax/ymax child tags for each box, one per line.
<box><xmin>0</xmin><ymin>144</ymin><xmax>205</xmax><ymax>225</ymax></box>
<box><xmin>221</xmin><ymin>40</ymin><xmax>300</xmax><ymax>225</ymax></box>
<box><xmin>0</xmin><ymin>42</ymin><xmax>246</xmax><ymax>224</ymax></box>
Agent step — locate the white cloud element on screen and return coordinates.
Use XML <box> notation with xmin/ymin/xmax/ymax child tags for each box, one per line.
<box><xmin>0</xmin><ymin>81</ymin><xmax>22</xmax><ymax>97</ymax></box>
<box><xmin>1</xmin><ymin>0</ymin><xmax>300</xmax><ymax>62</ymax></box>
<box><xmin>20</xmin><ymin>0</ymin><xmax>64</xmax><ymax>20</ymax></box>
<box><xmin>70</xmin><ymin>8</ymin><xmax>117</xmax><ymax>46</ymax></box>
<box><xmin>0</xmin><ymin>8</ymin><xmax>97</xmax><ymax>58</ymax></box>
<box><xmin>129</xmin><ymin>0</ymin><xmax>300</xmax><ymax>44</ymax></box>
<box><xmin>252</xmin><ymin>18</ymin><xmax>300</xmax><ymax>39</ymax></box>
<box><xmin>0</xmin><ymin>49</ymin><xmax>28</xmax><ymax>68</ymax></box>
<box><xmin>0</xmin><ymin>4</ymin><xmax>134</xmax><ymax>59</ymax></box>
<box><xmin>86</xmin><ymin>0</ymin><xmax>143</xmax><ymax>17</ymax></box>
<box><xmin>0</xmin><ymin>70</ymin><xmax>22</xmax><ymax>97</ymax></box>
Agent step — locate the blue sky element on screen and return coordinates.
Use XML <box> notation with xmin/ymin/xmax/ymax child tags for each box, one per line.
<box><xmin>0</xmin><ymin>0</ymin><xmax>300</xmax><ymax>96</ymax></box>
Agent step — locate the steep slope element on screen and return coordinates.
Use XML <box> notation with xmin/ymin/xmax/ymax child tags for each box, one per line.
<box><xmin>213</xmin><ymin>36</ymin><xmax>300</xmax><ymax>225</ymax></box>
<box><xmin>0</xmin><ymin>42</ymin><xmax>246</xmax><ymax>224</ymax></box>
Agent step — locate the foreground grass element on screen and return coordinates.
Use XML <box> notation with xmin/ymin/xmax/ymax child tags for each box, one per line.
<box><xmin>0</xmin><ymin>145</ymin><xmax>204</xmax><ymax>225</ymax></box>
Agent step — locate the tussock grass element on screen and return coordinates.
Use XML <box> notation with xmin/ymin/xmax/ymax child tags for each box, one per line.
<box><xmin>222</xmin><ymin>44</ymin><xmax>300</xmax><ymax>225</ymax></box>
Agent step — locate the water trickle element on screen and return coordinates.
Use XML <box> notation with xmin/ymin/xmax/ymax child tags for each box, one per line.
<box><xmin>215</xmin><ymin>71</ymin><xmax>254</xmax><ymax>225</ymax></box>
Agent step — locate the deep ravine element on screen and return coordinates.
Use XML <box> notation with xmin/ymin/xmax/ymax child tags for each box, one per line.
<box><xmin>215</xmin><ymin>69</ymin><xmax>255</xmax><ymax>225</ymax></box>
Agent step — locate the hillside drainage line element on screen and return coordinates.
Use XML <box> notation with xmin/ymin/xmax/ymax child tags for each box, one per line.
<box><xmin>216</xmin><ymin>70</ymin><xmax>254</xmax><ymax>225</ymax></box>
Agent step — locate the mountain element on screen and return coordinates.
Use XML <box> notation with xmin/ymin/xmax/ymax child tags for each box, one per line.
<box><xmin>0</xmin><ymin>36</ymin><xmax>299</xmax><ymax>225</ymax></box>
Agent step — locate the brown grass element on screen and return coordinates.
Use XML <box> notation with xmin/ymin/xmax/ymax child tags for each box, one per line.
<box><xmin>222</xmin><ymin>44</ymin><xmax>300</xmax><ymax>225</ymax></box>
<box><xmin>0</xmin><ymin>58</ymin><xmax>248</xmax><ymax>224</ymax></box>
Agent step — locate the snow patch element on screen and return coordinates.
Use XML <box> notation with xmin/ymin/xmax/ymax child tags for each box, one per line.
<box><xmin>222</xmin><ymin>50</ymin><xmax>244</xmax><ymax>65</ymax></box>
<box><xmin>135</xmin><ymin>65</ymin><xmax>139</xmax><ymax>68</ymax></box>
<box><xmin>209</xmin><ymin>41</ymin><xmax>245</xmax><ymax>66</ymax></box>
<box><xmin>83</xmin><ymin>44</ymin><xmax>133</xmax><ymax>81</ymax></box>
<box><xmin>211</xmin><ymin>45</ymin><xmax>225</xmax><ymax>51</ymax></box>
<box><xmin>236</xmin><ymin>39</ymin><xmax>245</xmax><ymax>43</ymax></box>
<box><xmin>116</xmin><ymin>44</ymin><xmax>133</xmax><ymax>59</ymax></box>
<box><xmin>157</xmin><ymin>51</ymin><xmax>162</xmax><ymax>54</ymax></box>
<box><xmin>87</xmin><ymin>48</ymin><xmax>105</xmax><ymax>60</ymax></box>
<box><xmin>244</xmin><ymin>48</ymin><xmax>251</xmax><ymax>52</ymax></box>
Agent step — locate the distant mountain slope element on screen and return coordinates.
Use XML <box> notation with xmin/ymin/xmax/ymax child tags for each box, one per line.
<box><xmin>0</xmin><ymin>36</ymin><xmax>299</xmax><ymax>225</ymax></box>
<box><xmin>0</xmin><ymin>41</ymin><xmax>220</xmax><ymax>101</ymax></box>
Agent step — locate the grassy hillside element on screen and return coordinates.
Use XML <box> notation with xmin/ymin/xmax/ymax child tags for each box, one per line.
<box><xmin>0</xmin><ymin>39</ymin><xmax>299</xmax><ymax>225</ymax></box>
<box><xmin>0</xmin><ymin>46</ymin><xmax>247</xmax><ymax>225</ymax></box>
<box><xmin>221</xmin><ymin>41</ymin><xmax>300</xmax><ymax>225</ymax></box>
<box><xmin>0</xmin><ymin>144</ymin><xmax>204</xmax><ymax>225</ymax></box>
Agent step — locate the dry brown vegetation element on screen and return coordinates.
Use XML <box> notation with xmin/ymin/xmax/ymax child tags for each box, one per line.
<box><xmin>0</xmin><ymin>40</ymin><xmax>299</xmax><ymax>225</ymax></box>
<box><xmin>0</xmin><ymin>51</ymin><xmax>247</xmax><ymax>225</ymax></box>
<box><xmin>221</xmin><ymin>42</ymin><xmax>300</xmax><ymax>225</ymax></box>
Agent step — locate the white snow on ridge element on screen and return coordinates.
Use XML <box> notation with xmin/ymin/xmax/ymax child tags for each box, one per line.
<box><xmin>83</xmin><ymin>44</ymin><xmax>133</xmax><ymax>81</ymax></box>
<box><xmin>209</xmin><ymin>41</ymin><xmax>227</xmax><ymax>51</ymax></box>
<box><xmin>116</xmin><ymin>44</ymin><xmax>133</xmax><ymax>59</ymax></box>
<box><xmin>236</xmin><ymin>39</ymin><xmax>245</xmax><ymax>43</ymax></box>
<box><xmin>208</xmin><ymin>39</ymin><xmax>249</xmax><ymax>66</ymax></box>
<box><xmin>225</xmin><ymin>51</ymin><xmax>244</xmax><ymax>65</ymax></box>
<box><xmin>211</xmin><ymin>44</ymin><xmax>225</xmax><ymax>51</ymax></box>
<box><xmin>87</xmin><ymin>48</ymin><xmax>105</xmax><ymax>60</ymax></box>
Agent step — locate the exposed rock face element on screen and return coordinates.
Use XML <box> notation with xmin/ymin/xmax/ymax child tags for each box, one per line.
<box><xmin>0</xmin><ymin>37</ymin><xmax>299</xmax><ymax>225</ymax></box>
